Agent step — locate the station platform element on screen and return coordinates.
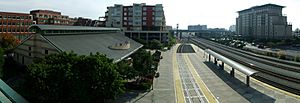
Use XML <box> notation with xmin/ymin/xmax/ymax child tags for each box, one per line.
<box><xmin>190</xmin><ymin>44</ymin><xmax>300</xmax><ymax>103</ymax></box>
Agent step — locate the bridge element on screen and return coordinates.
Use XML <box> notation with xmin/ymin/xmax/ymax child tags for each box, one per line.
<box><xmin>170</xmin><ymin>29</ymin><xmax>233</xmax><ymax>39</ymax></box>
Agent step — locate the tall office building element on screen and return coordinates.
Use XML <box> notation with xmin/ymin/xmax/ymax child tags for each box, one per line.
<box><xmin>105</xmin><ymin>3</ymin><xmax>168</xmax><ymax>42</ymax></box>
<box><xmin>236</xmin><ymin>4</ymin><xmax>292</xmax><ymax>39</ymax></box>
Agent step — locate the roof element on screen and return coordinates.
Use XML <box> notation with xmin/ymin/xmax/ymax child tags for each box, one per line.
<box><xmin>43</xmin><ymin>33</ymin><xmax>143</xmax><ymax>63</ymax></box>
<box><xmin>0</xmin><ymin>79</ymin><xmax>29</xmax><ymax>103</ymax></box>
<box><xmin>29</xmin><ymin>24</ymin><xmax>120</xmax><ymax>31</ymax></box>
<box><xmin>238</xmin><ymin>3</ymin><xmax>285</xmax><ymax>13</ymax></box>
<box><xmin>205</xmin><ymin>49</ymin><xmax>258</xmax><ymax>76</ymax></box>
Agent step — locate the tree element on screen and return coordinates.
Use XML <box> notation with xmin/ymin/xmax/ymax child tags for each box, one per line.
<box><xmin>0</xmin><ymin>33</ymin><xmax>20</xmax><ymax>50</ymax></box>
<box><xmin>149</xmin><ymin>39</ymin><xmax>163</xmax><ymax>50</ymax></box>
<box><xmin>132</xmin><ymin>49</ymin><xmax>154</xmax><ymax>79</ymax></box>
<box><xmin>167</xmin><ymin>32</ymin><xmax>177</xmax><ymax>47</ymax></box>
<box><xmin>116</xmin><ymin>61</ymin><xmax>137</xmax><ymax>80</ymax></box>
<box><xmin>22</xmin><ymin>52</ymin><xmax>124</xmax><ymax>103</ymax></box>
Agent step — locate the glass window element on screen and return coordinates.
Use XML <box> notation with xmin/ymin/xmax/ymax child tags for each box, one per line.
<box><xmin>28</xmin><ymin>46</ymin><xmax>31</xmax><ymax>50</ymax></box>
<box><xmin>0</xmin><ymin>15</ymin><xmax>2</xmax><ymax>19</ymax></box>
<box><xmin>29</xmin><ymin>53</ymin><xmax>31</xmax><ymax>56</ymax></box>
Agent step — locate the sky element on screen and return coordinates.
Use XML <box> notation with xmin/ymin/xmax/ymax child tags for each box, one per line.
<box><xmin>1</xmin><ymin>0</ymin><xmax>299</xmax><ymax>30</ymax></box>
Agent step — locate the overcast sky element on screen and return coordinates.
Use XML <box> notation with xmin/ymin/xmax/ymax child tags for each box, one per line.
<box><xmin>1</xmin><ymin>0</ymin><xmax>299</xmax><ymax>30</ymax></box>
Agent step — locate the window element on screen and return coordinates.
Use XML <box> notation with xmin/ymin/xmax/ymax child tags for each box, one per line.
<box><xmin>143</xmin><ymin>17</ymin><xmax>146</xmax><ymax>20</ymax></box>
<box><xmin>45</xmin><ymin>49</ymin><xmax>48</xmax><ymax>54</ymax></box>
<box><xmin>143</xmin><ymin>12</ymin><xmax>147</xmax><ymax>16</ymax></box>
<box><xmin>29</xmin><ymin>53</ymin><xmax>31</xmax><ymax>56</ymax></box>
<box><xmin>28</xmin><ymin>46</ymin><xmax>31</xmax><ymax>50</ymax></box>
<box><xmin>143</xmin><ymin>7</ymin><xmax>147</xmax><ymax>11</ymax></box>
<box><xmin>0</xmin><ymin>15</ymin><xmax>2</xmax><ymax>19</ymax></box>
<box><xmin>124</xmin><ymin>12</ymin><xmax>127</xmax><ymax>16</ymax></box>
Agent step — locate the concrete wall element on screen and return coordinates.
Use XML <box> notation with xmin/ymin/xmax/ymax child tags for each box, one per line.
<box><xmin>14</xmin><ymin>34</ymin><xmax>59</xmax><ymax>65</ymax></box>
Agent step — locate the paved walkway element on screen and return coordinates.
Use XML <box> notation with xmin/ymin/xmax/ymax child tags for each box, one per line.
<box><xmin>115</xmin><ymin>48</ymin><xmax>175</xmax><ymax>103</ymax></box>
<box><xmin>116</xmin><ymin>43</ymin><xmax>300</xmax><ymax>103</ymax></box>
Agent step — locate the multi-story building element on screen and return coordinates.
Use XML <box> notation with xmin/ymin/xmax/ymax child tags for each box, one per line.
<box><xmin>188</xmin><ymin>24</ymin><xmax>207</xmax><ymax>31</ymax></box>
<box><xmin>294</xmin><ymin>29</ymin><xmax>300</xmax><ymax>38</ymax></box>
<box><xmin>73</xmin><ymin>17</ymin><xmax>102</xmax><ymax>27</ymax></box>
<box><xmin>105</xmin><ymin>3</ymin><xmax>168</xmax><ymax>43</ymax></box>
<box><xmin>229</xmin><ymin>25</ymin><xmax>236</xmax><ymax>32</ymax></box>
<box><xmin>30</xmin><ymin>10</ymin><xmax>74</xmax><ymax>25</ymax></box>
<box><xmin>0</xmin><ymin>12</ymin><xmax>34</xmax><ymax>40</ymax></box>
<box><xmin>236</xmin><ymin>4</ymin><xmax>292</xmax><ymax>39</ymax></box>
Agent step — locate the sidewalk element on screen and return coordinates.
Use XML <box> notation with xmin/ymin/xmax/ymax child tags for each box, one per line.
<box><xmin>115</xmin><ymin>49</ymin><xmax>175</xmax><ymax>103</ymax></box>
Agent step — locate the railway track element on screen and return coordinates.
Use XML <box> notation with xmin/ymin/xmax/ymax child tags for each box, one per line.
<box><xmin>190</xmin><ymin>37</ymin><xmax>300</xmax><ymax>95</ymax></box>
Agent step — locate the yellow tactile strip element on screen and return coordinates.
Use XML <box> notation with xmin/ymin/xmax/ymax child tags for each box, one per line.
<box><xmin>183</xmin><ymin>54</ymin><xmax>219</xmax><ymax>103</ymax></box>
<box><xmin>173</xmin><ymin>44</ymin><xmax>185</xmax><ymax>103</ymax></box>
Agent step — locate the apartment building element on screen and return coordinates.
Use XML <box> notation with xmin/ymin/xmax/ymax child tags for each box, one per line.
<box><xmin>0</xmin><ymin>12</ymin><xmax>34</xmax><ymax>40</ymax></box>
<box><xmin>30</xmin><ymin>10</ymin><xmax>74</xmax><ymax>25</ymax></box>
<box><xmin>105</xmin><ymin>3</ymin><xmax>168</xmax><ymax>43</ymax></box>
<box><xmin>236</xmin><ymin>4</ymin><xmax>292</xmax><ymax>39</ymax></box>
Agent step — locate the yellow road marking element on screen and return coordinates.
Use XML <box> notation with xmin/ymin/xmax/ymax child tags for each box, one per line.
<box><xmin>251</xmin><ymin>78</ymin><xmax>300</xmax><ymax>100</ymax></box>
<box><xmin>173</xmin><ymin>44</ymin><xmax>185</xmax><ymax>103</ymax></box>
<box><xmin>183</xmin><ymin>54</ymin><xmax>218</xmax><ymax>103</ymax></box>
<box><xmin>191</xmin><ymin>44</ymin><xmax>300</xmax><ymax>100</ymax></box>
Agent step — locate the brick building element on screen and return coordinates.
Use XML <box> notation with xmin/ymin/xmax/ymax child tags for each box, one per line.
<box><xmin>0</xmin><ymin>12</ymin><xmax>34</xmax><ymax>40</ymax></box>
<box><xmin>30</xmin><ymin>10</ymin><xmax>74</xmax><ymax>25</ymax></box>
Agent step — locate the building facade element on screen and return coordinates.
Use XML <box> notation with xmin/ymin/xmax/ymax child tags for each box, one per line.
<box><xmin>105</xmin><ymin>3</ymin><xmax>167</xmax><ymax>43</ymax></box>
<box><xmin>73</xmin><ymin>17</ymin><xmax>102</xmax><ymax>27</ymax></box>
<box><xmin>14</xmin><ymin>25</ymin><xmax>143</xmax><ymax>65</ymax></box>
<box><xmin>0</xmin><ymin>12</ymin><xmax>34</xmax><ymax>40</ymax></box>
<box><xmin>30</xmin><ymin>10</ymin><xmax>74</xmax><ymax>25</ymax></box>
<box><xmin>105</xmin><ymin>3</ymin><xmax>166</xmax><ymax>31</ymax></box>
<box><xmin>229</xmin><ymin>25</ymin><xmax>236</xmax><ymax>32</ymax></box>
<box><xmin>188</xmin><ymin>24</ymin><xmax>207</xmax><ymax>31</ymax></box>
<box><xmin>236</xmin><ymin>4</ymin><xmax>292</xmax><ymax>39</ymax></box>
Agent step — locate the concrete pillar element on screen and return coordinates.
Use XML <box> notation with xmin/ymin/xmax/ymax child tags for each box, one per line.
<box><xmin>221</xmin><ymin>62</ymin><xmax>224</xmax><ymax>70</ymax></box>
<box><xmin>230</xmin><ymin>68</ymin><xmax>235</xmax><ymax>77</ymax></box>
<box><xmin>159</xmin><ymin>33</ymin><xmax>162</xmax><ymax>42</ymax></box>
<box><xmin>214</xmin><ymin>57</ymin><xmax>217</xmax><ymax>64</ymax></box>
<box><xmin>246</xmin><ymin>76</ymin><xmax>250</xmax><ymax>86</ymax></box>
<box><xmin>146</xmin><ymin>32</ymin><xmax>149</xmax><ymax>42</ymax></box>
<box><xmin>138</xmin><ymin>32</ymin><xmax>141</xmax><ymax>39</ymax></box>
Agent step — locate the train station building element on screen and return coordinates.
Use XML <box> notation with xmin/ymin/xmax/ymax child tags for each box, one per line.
<box><xmin>13</xmin><ymin>25</ymin><xmax>143</xmax><ymax>65</ymax></box>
